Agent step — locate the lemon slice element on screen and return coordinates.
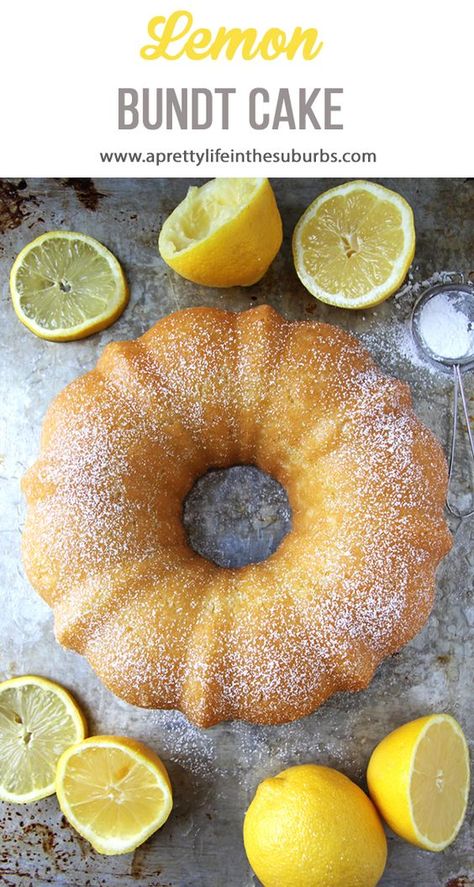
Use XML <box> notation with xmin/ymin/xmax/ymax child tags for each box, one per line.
<box><xmin>367</xmin><ymin>714</ymin><xmax>470</xmax><ymax>851</ymax></box>
<box><xmin>10</xmin><ymin>231</ymin><xmax>128</xmax><ymax>341</ymax></box>
<box><xmin>292</xmin><ymin>180</ymin><xmax>415</xmax><ymax>309</ymax></box>
<box><xmin>0</xmin><ymin>675</ymin><xmax>87</xmax><ymax>803</ymax></box>
<box><xmin>55</xmin><ymin>736</ymin><xmax>173</xmax><ymax>855</ymax></box>
<box><xmin>158</xmin><ymin>177</ymin><xmax>282</xmax><ymax>287</ymax></box>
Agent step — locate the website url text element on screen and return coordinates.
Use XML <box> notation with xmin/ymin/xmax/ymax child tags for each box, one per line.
<box><xmin>98</xmin><ymin>147</ymin><xmax>377</xmax><ymax>167</ymax></box>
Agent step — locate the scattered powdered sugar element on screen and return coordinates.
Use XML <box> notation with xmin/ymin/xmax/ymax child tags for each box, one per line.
<box><xmin>417</xmin><ymin>291</ymin><xmax>474</xmax><ymax>360</ymax></box>
<box><xmin>360</xmin><ymin>271</ymin><xmax>474</xmax><ymax>381</ymax></box>
<box><xmin>360</xmin><ymin>315</ymin><xmax>436</xmax><ymax>378</ymax></box>
<box><xmin>22</xmin><ymin>304</ymin><xmax>452</xmax><ymax>729</ymax></box>
<box><xmin>394</xmin><ymin>268</ymin><xmax>466</xmax><ymax>302</ymax></box>
<box><xmin>146</xmin><ymin>708</ymin><xmax>218</xmax><ymax>780</ymax></box>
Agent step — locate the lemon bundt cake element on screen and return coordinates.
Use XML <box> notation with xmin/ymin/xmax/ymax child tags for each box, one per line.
<box><xmin>22</xmin><ymin>306</ymin><xmax>451</xmax><ymax>726</ymax></box>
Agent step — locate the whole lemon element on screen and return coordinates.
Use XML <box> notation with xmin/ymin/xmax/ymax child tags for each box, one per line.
<box><xmin>243</xmin><ymin>764</ymin><xmax>387</xmax><ymax>887</ymax></box>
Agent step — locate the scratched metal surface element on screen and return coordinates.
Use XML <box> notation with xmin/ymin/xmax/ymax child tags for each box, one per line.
<box><xmin>0</xmin><ymin>177</ymin><xmax>473</xmax><ymax>887</ymax></box>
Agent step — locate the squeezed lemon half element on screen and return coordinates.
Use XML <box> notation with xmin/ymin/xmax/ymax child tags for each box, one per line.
<box><xmin>159</xmin><ymin>177</ymin><xmax>282</xmax><ymax>287</ymax></box>
<box><xmin>292</xmin><ymin>180</ymin><xmax>415</xmax><ymax>309</ymax></box>
<box><xmin>10</xmin><ymin>230</ymin><xmax>128</xmax><ymax>340</ymax></box>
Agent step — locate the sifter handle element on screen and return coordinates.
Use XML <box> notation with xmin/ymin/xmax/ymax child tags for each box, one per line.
<box><xmin>446</xmin><ymin>364</ymin><xmax>474</xmax><ymax>518</ymax></box>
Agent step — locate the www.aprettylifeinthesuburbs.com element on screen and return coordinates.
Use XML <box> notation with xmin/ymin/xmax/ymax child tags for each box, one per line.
<box><xmin>98</xmin><ymin>147</ymin><xmax>377</xmax><ymax>167</ymax></box>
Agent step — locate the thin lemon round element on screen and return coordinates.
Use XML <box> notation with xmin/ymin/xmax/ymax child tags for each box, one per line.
<box><xmin>10</xmin><ymin>231</ymin><xmax>128</xmax><ymax>341</ymax></box>
<box><xmin>0</xmin><ymin>674</ymin><xmax>87</xmax><ymax>803</ymax></box>
<box><xmin>293</xmin><ymin>180</ymin><xmax>415</xmax><ymax>309</ymax></box>
<box><xmin>158</xmin><ymin>177</ymin><xmax>282</xmax><ymax>287</ymax></box>
<box><xmin>243</xmin><ymin>764</ymin><xmax>387</xmax><ymax>887</ymax></box>
<box><xmin>367</xmin><ymin>714</ymin><xmax>470</xmax><ymax>851</ymax></box>
<box><xmin>55</xmin><ymin>735</ymin><xmax>173</xmax><ymax>855</ymax></box>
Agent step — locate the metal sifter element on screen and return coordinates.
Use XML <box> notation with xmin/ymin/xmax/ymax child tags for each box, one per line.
<box><xmin>411</xmin><ymin>282</ymin><xmax>474</xmax><ymax>518</ymax></box>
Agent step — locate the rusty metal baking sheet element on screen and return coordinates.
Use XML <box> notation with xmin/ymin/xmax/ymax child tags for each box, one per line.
<box><xmin>0</xmin><ymin>177</ymin><xmax>473</xmax><ymax>887</ymax></box>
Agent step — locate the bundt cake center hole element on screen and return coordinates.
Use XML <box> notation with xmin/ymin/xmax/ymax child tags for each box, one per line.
<box><xmin>182</xmin><ymin>465</ymin><xmax>292</xmax><ymax>569</ymax></box>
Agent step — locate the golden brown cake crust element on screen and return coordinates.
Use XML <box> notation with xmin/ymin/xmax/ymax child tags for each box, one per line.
<box><xmin>21</xmin><ymin>306</ymin><xmax>452</xmax><ymax>726</ymax></box>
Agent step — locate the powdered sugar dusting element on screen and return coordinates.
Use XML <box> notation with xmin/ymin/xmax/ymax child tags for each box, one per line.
<box><xmin>360</xmin><ymin>271</ymin><xmax>474</xmax><ymax>380</ymax></box>
<box><xmin>21</xmin><ymin>305</ymin><xmax>452</xmax><ymax>727</ymax></box>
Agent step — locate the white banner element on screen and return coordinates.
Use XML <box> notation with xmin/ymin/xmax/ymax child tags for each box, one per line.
<box><xmin>0</xmin><ymin>0</ymin><xmax>472</xmax><ymax>176</ymax></box>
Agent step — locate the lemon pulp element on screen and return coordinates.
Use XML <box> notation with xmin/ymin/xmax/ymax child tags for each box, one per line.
<box><xmin>410</xmin><ymin>716</ymin><xmax>470</xmax><ymax>848</ymax></box>
<box><xmin>160</xmin><ymin>178</ymin><xmax>261</xmax><ymax>254</ymax></box>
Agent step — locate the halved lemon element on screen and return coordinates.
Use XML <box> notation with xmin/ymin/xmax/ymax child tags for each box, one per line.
<box><xmin>0</xmin><ymin>674</ymin><xmax>87</xmax><ymax>803</ymax></box>
<box><xmin>293</xmin><ymin>180</ymin><xmax>415</xmax><ymax>309</ymax></box>
<box><xmin>367</xmin><ymin>714</ymin><xmax>470</xmax><ymax>851</ymax></box>
<box><xmin>55</xmin><ymin>736</ymin><xmax>173</xmax><ymax>855</ymax></box>
<box><xmin>10</xmin><ymin>231</ymin><xmax>128</xmax><ymax>341</ymax></box>
<box><xmin>158</xmin><ymin>177</ymin><xmax>282</xmax><ymax>287</ymax></box>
